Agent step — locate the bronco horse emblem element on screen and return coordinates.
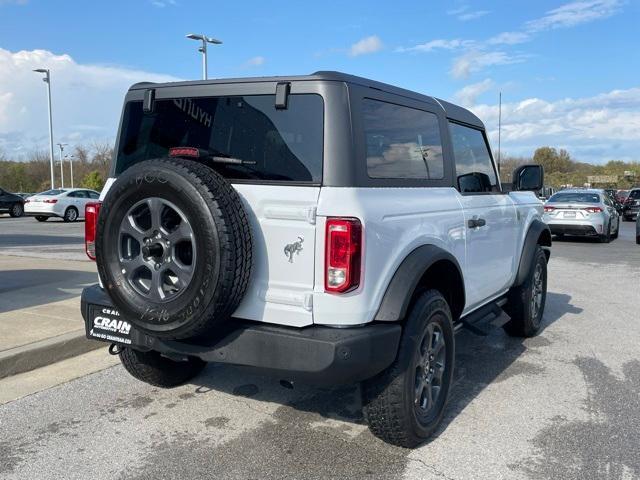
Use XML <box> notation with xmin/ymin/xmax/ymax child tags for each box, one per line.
<box><xmin>284</xmin><ymin>236</ymin><xmax>304</xmax><ymax>263</ymax></box>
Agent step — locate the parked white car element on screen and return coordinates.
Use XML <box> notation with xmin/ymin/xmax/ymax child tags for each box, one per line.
<box><xmin>25</xmin><ymin>188</ymin><xmax>101</xmax><ymax>222</ymax></box>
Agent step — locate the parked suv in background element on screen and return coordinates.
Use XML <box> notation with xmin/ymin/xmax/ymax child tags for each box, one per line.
<box><xmin>0</xmin><ymin>187</ymin><xmax>25</xmax><ymax>217</ymax></box>
<box><xmin>622</xmin><ymin>188</ymin><xmax>640</xmax><ymax>221</ymax></box>
<box><xmin>81</xmin><ymin>72</ymin><xmax>551</xmax><ymax>447</ymax></box>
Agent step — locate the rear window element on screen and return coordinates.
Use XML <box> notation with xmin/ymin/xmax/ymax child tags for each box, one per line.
<box><xmin>629</xmin><ymin>190</ymin><xmax>640</xmax><ymax>199</ymax></box>
<box><xmin>116</xmin><ymin>94</ymin><xmax>324</xmax><ymax>183</ymax></box>
<box><xmin>548</xmin><ymin>192</ymin><xmax>600</xmax><ymax>203</ymax></box>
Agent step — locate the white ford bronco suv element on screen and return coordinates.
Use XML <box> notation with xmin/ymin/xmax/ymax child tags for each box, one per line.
<box><xmin>81</xmin><ymin>71</ymin><xmax>551</xmax><ymax>447</ymax></box>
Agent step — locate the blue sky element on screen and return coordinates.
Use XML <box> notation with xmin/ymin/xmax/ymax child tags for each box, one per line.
<box><xmin>1</xmin><ymin>0</ymin><xmax>639</xmax><ymax>163</ymax></box>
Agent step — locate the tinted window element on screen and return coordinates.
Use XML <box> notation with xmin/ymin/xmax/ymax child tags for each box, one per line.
<box><xmin>117</xmin><ymin>94</ymin><xmax>324</xmax><ymax>183</ymax></box>
<box><xmin>363</xmin><ymin>99</ymin><xmax>444</xmax><ymax>180</ymax></box>
<box><xmin>88</xmin><ymin>191</ymin><xmax>100</xmax><ymax>199</ymax></box>
<box><xmin>449</xmin><ymin>122</ymin><xmax>497</xmax><ymax>193</ymax></box>
<box><xmin>548</xmin><ymin>192</ymin><xmax>600</xmax><ymax>203</ymax></box>
<box><xmin>40</xmin><ymin>189</ymin><xmax>65</xmax><ymax>196</ymax></box>
<box><xmin>629</xmin><ymin>190</ymin><xmax>640</xmax><ymax>199</ymax></box>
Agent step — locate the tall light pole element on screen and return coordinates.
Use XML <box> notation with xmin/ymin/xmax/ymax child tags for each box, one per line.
<box><xmin>65</xmin><ymin>154</ymin><xmax>75</xmax><ymax>188</ymax></box>
<box><xmin>57</xmin><ymin>143</ymin><xmax>67</xmax><ymax>188</ymax></box>
<box><xmin>186</xmin><ymin>33</ymin><xmax>222</xmax><ymax>80</ymax></box>
<box><xmin>33</xmin><ymin>68</ymin><xmax>55</xmax><ymax>189</ymax></box>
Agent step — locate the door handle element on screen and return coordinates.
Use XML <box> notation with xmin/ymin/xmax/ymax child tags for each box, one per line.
<box><xmin>468</xmin><ymin>217</ymin><xmax>486</xmax><ymax>229</ymax></box>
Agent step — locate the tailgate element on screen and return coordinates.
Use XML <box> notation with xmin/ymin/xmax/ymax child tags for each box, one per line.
<box><xmin>232</xmin><ymin>185</ymin><xmax>319</xmax><ymax>327</ymax></box>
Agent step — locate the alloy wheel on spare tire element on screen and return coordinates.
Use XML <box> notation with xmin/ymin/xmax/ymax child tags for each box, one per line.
<box><xmin>96</xmin><ymin>158</ymin><xmax>252</xmax><ymax>340</ymax></box>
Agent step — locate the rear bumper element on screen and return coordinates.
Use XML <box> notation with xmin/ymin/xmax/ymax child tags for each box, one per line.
<box><xmin>24</xmin><ymin>204</ymin><xmax>60</xmax><ymax>217</ymax></box>
<box><xmin>548</xmin><ymin>224</ymin><xmax>599</xmax><ymax>236</ymax></box>
<box><xmin>81</xmin><ymin>285</ymin><xmax>401</xmax><ymax>385</ymax></box>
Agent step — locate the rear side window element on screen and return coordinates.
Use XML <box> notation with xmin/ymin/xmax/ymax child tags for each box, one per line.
<box><xmin>362</xmin><ymin>99</ymin><xmax>444</xmax><ymax>180</ymax></box>
<box><xmin>449</xmin><ymin>122</ymin><xmax>497</xmax><ymax>193</ymax></box>
<box><xmin>116</xmin><ymin>94</ymin><xmax>324</xmax><ymax>183</ymax></box>
<box><xmin>630</xmin><ymin>190</ymin><xmax>640</xmax><ymax>199</ymax></box>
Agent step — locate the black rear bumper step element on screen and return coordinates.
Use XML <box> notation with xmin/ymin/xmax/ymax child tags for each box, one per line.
<box><xmin>81</xmin><ymin>284</ymin><xmax>401</xmax><ymax>385</ymax></box>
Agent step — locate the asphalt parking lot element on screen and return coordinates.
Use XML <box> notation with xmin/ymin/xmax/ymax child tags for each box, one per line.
<box><xmin>0</xmin><ymin>216</ymin><xmax>639</xmax><ymax>480</ymax></box>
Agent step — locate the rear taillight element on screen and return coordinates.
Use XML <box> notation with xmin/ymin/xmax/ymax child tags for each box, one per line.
<box><xmin>585</xmin><ymin>207</ymin><xmax>603</xmax><ymax>213</ymax></box>
<box><xmin>44</xmin><ymin>199</ymin><xmax>57</xmax><ymax>204</ymax></box>
<box><xmin>169</xmin><ymin>147</ymin><xmax>200</xmax><ymax>158</ymax></box>
<box><xmin>544</xmin><ymin>206</ymin><xmax>555</xmax><ymax>212</ymax></box>
<box><xmin>325</xmin><ymin>217</ymin><xmax>362</xmax><ymax>293</ymax></box>
<box><xmin>85</xmin><ymin>202</ymin><xmax>101</xmax><ymax>260</ymax></box>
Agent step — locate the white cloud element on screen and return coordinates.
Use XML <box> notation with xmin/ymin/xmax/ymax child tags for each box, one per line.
<box><xmin>243</xmin><ymin>56</ymin><xmax>265</xmax><ymax>67</ymax></box>
<box><xmin>447</xmin><ymin>5</ymin><xmax>489</xmax><ymax>21</ymax></box>
<box><xmin>149</xmin><ymin>0</ymin><xmax>176</xmax><ymax>7</ymax></box>
<box><xmin>458</xmin><ymin>10</ymin><xmax>489</xmax><ymax>21</ymax></box>
<box><xmin>487</xmin><ymin>31</ymin><xmax>531</xmax><ymax>45</ymax></box>
<box><xmin>349</xmin><ymin>35</ymin><xmax>383</xmax><ymax>57</ymax></box>
<box><xmin>525</xmin><ymin>0</ymin><xmax>622</xmax><ymax>32</ymax></box>
<box><xmin>451</xmin><ymin>50</ymin><xmax>528</xmax><ymax>79</ymax></box>
<box><xmin>396</xmin><ymin>39</ymin><xmax>475</xmax><ymax>53</ymax></box>
<box><xmin>454</xmin><ymin>79</ymin><xmax>494</xmax><ymax>106</ymax></box>
<box><xmin>469</xmin><ymin>87</ymin><xmax>640</xmax><ymax>163</ymax></box>
<box><xmin>0</xmin><ymin>48</ymin><xmax>180</xmax><ymax>156</ymax></box>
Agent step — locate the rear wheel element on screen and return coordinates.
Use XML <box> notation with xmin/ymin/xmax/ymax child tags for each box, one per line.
<box><xmin>599</xmin><ymin>221</ymin><xmax>611</xmax><ymax>243</ymax></box>
<box><xmin>35</xmin><ymin>216</ymin><xmax>48</xmax><ymax>222</ymax></box>
<box><xmin>362</xmin><ymin>290</ymin><xmax>454</xmax><ymax>448</ymax></box>
<box><xmin>63</xmin><ymin>207</ymin><xmax>78</xmax><ymax>222</ymax></box>
<box><xmin>9</xmin><ymin>203</ymin><xmax>24</xmax><ymax>218</ymax></box>
<box><xmin>119</xmin><ymin>347</ymin><xmax>206</xmax><ymax>388</ymax></box>
<box><xmin>503</xmin><ymin>246</ymin><xmax>547</xmax><ymax>338</ymax></box>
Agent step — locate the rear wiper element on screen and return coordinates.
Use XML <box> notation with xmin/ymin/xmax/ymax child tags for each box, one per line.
<box><xmin>210</xmin><ymin>155</ymin><xmax>256</xmax><ymax>166</ymax></box>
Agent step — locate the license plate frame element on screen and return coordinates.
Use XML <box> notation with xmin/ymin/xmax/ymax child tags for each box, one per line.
<box><xmin>563</xmin><ymin>211</ymin><xmax>576</xmax><ymax>218</ymax></box>
<box><xmin>87</xmin><ymin>305</ymin><xmax>133</xmax><ymax>345</ymax></box>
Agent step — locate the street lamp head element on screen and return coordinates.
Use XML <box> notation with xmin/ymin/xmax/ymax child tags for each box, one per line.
<box><xmin>186</xmin><ymin>33</ymin><xmax>222</xmax><ymax>44</ymax></box>
<box><xmin>33</xmin><ymin>68</ymin><xmax>49</xmax><ymax>73</ymax></box>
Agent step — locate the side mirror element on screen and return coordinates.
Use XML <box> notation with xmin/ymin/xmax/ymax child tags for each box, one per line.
<box><xmin>513</xmin><ymin>164</ymin><xmax>544</xmax><ymax>192</ymax></box>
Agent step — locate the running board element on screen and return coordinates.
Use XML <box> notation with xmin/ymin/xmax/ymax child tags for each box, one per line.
<box><xmin>457</xmin><ymin>297</ymin><xmax>510</xmax><ymax>336</ymax></box>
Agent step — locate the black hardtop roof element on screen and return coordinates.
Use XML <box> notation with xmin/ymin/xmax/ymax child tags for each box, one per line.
<box><xmin>130</xmin><ymin>71</ymin><xmax>483</xmax><ymax>128</ymax></box>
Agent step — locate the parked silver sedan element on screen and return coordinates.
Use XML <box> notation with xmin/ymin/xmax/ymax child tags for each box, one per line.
<box><xmin>543</xmin><ymin>189</ymin><xmax>620</xmax><ymax>243</ymax></box>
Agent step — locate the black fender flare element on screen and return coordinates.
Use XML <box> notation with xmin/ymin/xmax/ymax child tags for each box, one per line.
<box><xmin>374</xmin><ymin>245</ymin><xmax>465</xmax><ymax>322</ymax></box>
<box><xmin>514</xmin><ymin>219</ymin><xmax>551</xmax><ymax>287</ymax></box>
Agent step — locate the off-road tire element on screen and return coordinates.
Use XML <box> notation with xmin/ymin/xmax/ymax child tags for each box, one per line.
<box><xmin>35</xmin><ymin>216</ymin><xmax>48</xmax><ymax>222</ymax></box>
<box><xmin>9</xmin><ymin>203</ymin><xmax>24</xmax><ymax>218</ymax></box>
<box><xmin>362</xmin><ymin>290</ymin><xmax>455</xmax><ymax>448</ymax></box>
<box><xmin>63</xmin><ymin>206</ymin><xmax>78</xmax><ymax>222</ymax></box>
<box><xmin>503</xmin><ymin>246</ymin><xmax>547</xmax><ymax>337</ymax></box>
<box><xmin>119</xmin><ymin>347</ymin><xmax>206</xmax><ymax>388</ymax></box>
<box><xmin>96</xmin><ymin>158</ymin><xmax>252</xmax><ymax>340</ymax></box>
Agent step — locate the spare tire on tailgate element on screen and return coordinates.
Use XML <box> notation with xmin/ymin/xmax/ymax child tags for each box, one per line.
<box><xmin>96</xmin><ymin>158</ymin><xmax>252</xmax><ymax>340</ymax></box>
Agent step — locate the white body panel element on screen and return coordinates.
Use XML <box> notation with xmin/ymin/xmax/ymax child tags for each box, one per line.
<box><xmin>99</xmin><ymin>178</ymin><xmax>543</xmax><ymax>328</ymax></box>
<box><xmin>314</xmin><ymin>187</ymin><xmax>466</xmax><ymax>326</ymax></box>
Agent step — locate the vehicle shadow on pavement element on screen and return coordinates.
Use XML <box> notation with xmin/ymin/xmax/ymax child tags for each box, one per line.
<box><xmin>435</xmin><ymin>290</ymin><xmax>582</xmax><ymax>438</ymax></box>
<box><xmin>186</xmin><ymin>290</ymin><xmax>582</xmax><ymax>452</ymax></box>
<box><xmin>0</xmin><ymin>269</ymin><xmax>97</xmax><ymax>314</ymax></box>
<box><xmin>0</xmin><ymin>234</ymin><xmax>84</xmax><ymax>248</ymax></box>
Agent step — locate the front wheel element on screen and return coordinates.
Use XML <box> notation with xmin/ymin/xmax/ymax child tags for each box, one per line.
<box><xmin>35</xmin><ymin>216</ymin><xmax>48</xmax><ymax>222</ymax></box>
<box><xmin>503</xmin><ymin>246</ymin><xmax>547</xmax><ymax>337</ymax></box>
<box><xmin>119</xmin><ymin>347</ymin><xmax>206</xmax><ymax>388</ymax></box>
<box><xmin>362</xmin><ymin>290</ymin><xmax>454</xmax><ymax>448</ymax></box>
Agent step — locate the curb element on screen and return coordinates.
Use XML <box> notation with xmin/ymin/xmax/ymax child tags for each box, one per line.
<box><xmin>0</xmin><ymin>330</ymin><xmax>104</xmax><ymax>380</ymax></box>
